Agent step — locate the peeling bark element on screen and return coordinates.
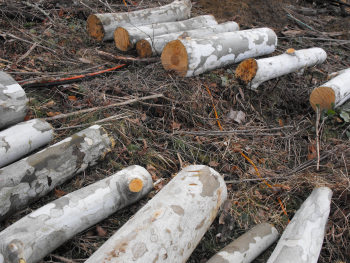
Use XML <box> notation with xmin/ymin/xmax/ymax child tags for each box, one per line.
<box><xmin>310</xmin><ymin>67</ymin><xmax>350</xmax><ymax>110</ymax></box>
<box><xmin>0</xmin><ymin>125</ymin><xmax>114</xmax><ymax>222</ymax></box>
<box><xmin>0</xmin><ymin>119</ymin><xmax>54</xmax><ymax>168</ymax></box>
<box><xmin>236</xmin><ymin>48</ymin><xmax>327</xmax><ymax>89</ymax></box>
<box><xmin>207</xmin><ymin>223</ymin><xmax>279</xmax><ymax>263</ymax></box>
<box><xmin>85</xmin><ymin>165</ymin><xmax>227</xmax><ymax>263</ymax></box>
<box><xmin>0</xmin><ymin>71</ymin><xmax>28</xmax><ymax>130</ymax></box>
<box><xmin>87</xmin><ymin>0</ymin><xmax>192</xmax><ymax>42</ymax></box>
<box><xmin>136</xmin><ymin>21</ymin><xmax>239</xmax><ymax>58</ymax></box>
<box><xmin>267</xmin><ymin>187</ymin><xmax>332</xmax><ymax>263</ymax></box>
<box><xmin>0</xmin><ymin>165</ymin><xmax>153</xmax><ymax>263</ymax></box>
<box><xmin>161</xmin><ymin>27</ymin><xmax>277</xmax><ymax>77</ymax></box>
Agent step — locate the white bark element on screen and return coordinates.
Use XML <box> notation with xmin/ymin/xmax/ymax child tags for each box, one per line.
<box><xmin>0</xmin><ymin>165</ymin><xmax>153</xmax><ymax>263</ymax></box>
<box><xmin>136</xmin><ymin>21</ymin><xmax>239</xmax><ymax>57</ymax></box>
<box><xmin>0</xmin><ymin>119</ymin><xmax>54</xmax><ymax>168</ymax></box>
<box><xmin>87</xmin><ymin>0</ymin><xmax>192</xmax><ymax>42</ymax></box>
<box><xmin>115</xmin><ymin>15</ymin><xmax>217</xmax><ymax>51</ymax></box>
<box><xmin>267</xmin><ymin>187</ymin><xmax>332</xmax><ymax>263</ymax></box>
<box><xmin>161</xmin><ymin>27</ymin><xmax>277</xmax><ymax>77</ymax></box>
<box><xmin>0</xmin><ymin>125</ymin><xmax>114</xmax><ymax>221</ymax></box>
<box><xmin>86</xmin><ymin>165</ymin><xmax>227</xmax><ymax>263</ymax></box>
<box><xmin>0</xmin><ymin>71</ymin><xmax>28</xmax><ymax>130</ymax></box>
<box><xmin>207</xmin><ymin>223</ymin><xmax>279</xmax><ymax>263</ymax></box>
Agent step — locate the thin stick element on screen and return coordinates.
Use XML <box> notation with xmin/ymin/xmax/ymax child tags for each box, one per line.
<box><xmin>23</xmin><ymin>1</ymin><xmax>54</xmax><ymax>23</ymax></box>
<box><xmin>204</xmin><ymin>85</ymin><xmax>223</xmax><ymax>131</ymax></box>
<box><xmin>96</xmin><ymin>50</ymin><xmax>159</xmax><ymax>63</ymax></box>
<box><xmin>51</xmin><ymin>254</ymin><xmax>77</xmax><ymax>263</ymax></box>
<box><xmin>316</xmin><ymin>106</ymin><xmax>321</xmax><ymax>171</ymax></box>
<box><xmin>15</xmin><ymin>42</ymin><xmax>38</xmax><ymax>65</ymax></box>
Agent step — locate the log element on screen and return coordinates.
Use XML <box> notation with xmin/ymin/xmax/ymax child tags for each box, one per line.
<box><xmin>114</xmin><ymin>15</ymin><xmax>217</xmax><ymax>51</ymax></box>
<box><xmin>0</xmin><ymin>119</ymin><xmax>54</xmax><ymax>168</ymax></box>
<box><xmin>87</xmin><ymin>0</ymin><xmax>192</xmax><ymax>42</ymax></box>
<box><xmin>0</xmin><ymin>71</ymin><xmax>28</xmax><ymax>130</ymax></box>
<box><xmin>310</xmin><ymin>68</ymin><xmax>350</xmax><ymax>110</ymax></box>
<box><xmin>161</xmin><ymin>27</ymin><xmax>277</xmax><ymax>77</ymax></box>
<box><xmin>207</xmin><ymin>223</ymin><xmax>279</xmax><ymax>263</ymax></box>
<box><xmin>0</xmin><ymin>125</ymin><xmax>114</xmax><ymax>222</ymax></box>
<box><xmin>235</xmin><ymin>48</ymin><xmax>327</xmax><ymax>89</ymax></box>
<box><xmin>85</xmin><ymin>165</ymin><xmax>227</xmax><ymax>263</ymax></box>
<box><xmin>267</xmin><ymin>187</ymin><xmax>332</xmax><ymax>263</ymax></box>
<box><xmin>0</xmin><ymin>165</ymin><xmax>152</xmax><ymax>263</ymax></box>
<box><xmin>136</xmin><ymin>21</ymin><xmax>240</xmax><ymax>58</ymax></box>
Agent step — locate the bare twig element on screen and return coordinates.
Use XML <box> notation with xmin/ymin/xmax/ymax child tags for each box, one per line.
<box><xmin>23</xmin><ymin>1</ymin><xmax>54</xmax><ymax>24</ymax></box>
<box><xmin>51</xmin><ymin>254</ymin><xmax>77</xmax><ymax>263</ymax></box>
<box><xmin>316</xmin><ymin>107</ymin><xmax>321</xmax><ymax>171</ymax></box>
<box><xmin>96</xmin><ymin>50</ymin><xmax>159</xmax><ymax>63</ymax></box>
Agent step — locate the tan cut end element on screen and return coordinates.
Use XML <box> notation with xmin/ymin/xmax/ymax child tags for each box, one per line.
<box><xmin>129</xmin><ymin>178</ymin><xmax>144</xmax><ymax>193</ymax></box>
<box><xmin>136</xmin><ymin>40</ymin><xmax>153</xmax><ymax>58</ymax></box>
<box><xmin>310</xmin><ymin>86</ymin><xmax>335</xmax><ymax>111</ymax></box>
<box><xmin>286</xmin><ymin>48</ymin><xmax>295</xmax><ymax>55</ymax></box>
<box><xmin>161</xmin><ymin>40</ymin><xmax>188</xmax><ymax>77</ymax></box>
<box><xmin>114</xmin><ymin>27</ymin><xmax>132</xmax><ymax>51</ymax></box>
<box><xmin>235</xmin><ymin>58</ymin><xmax>258</xmax><ymax>84</ymax></box>
<box><xmin>87</xmin><ymin>14</ymin><xmax>105</xmax><ymax>42</ymax></box>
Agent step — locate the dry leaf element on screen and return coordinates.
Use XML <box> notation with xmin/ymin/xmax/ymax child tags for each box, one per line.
<box><xmin>209</xmin><ymin>160</ymin><xmax>219</xmax><ymax>167</ymax></box>
<box><xmin>307</xmin><ymin>142</ymin><xmax>317</xmax><ymax>160</ymax></box>
<box><xmin>227</xmin><ymin>109</ymin><xmax>246</xmax><ymax>124</ymax></box>
<box><xmin>278</xmin><ymin>118</ymin><xmax>284</xmax><ymax>127</ymax></box>
<box><xmin>96</xmin><ymin>225</ymin><xmax>107</xmax><ymax>237</ymax></box>
<box><xmin>46</xmin><ymin>111</ymin><xmax>61</xmax><ymax>117</ymax></box>
<box><xmin>171</xmin><ymin>121</ymin><xmax>181</xmax><ymax>130</ymax></box>
<box><xmin>68</xmin><ymin>95</ymin><xmax>77</xmax><ymax>101</ymax></box>
<box><xmin>54</xmin><ymin>188</ymin><xmax>66</xmax><ymax>198</ymax></box>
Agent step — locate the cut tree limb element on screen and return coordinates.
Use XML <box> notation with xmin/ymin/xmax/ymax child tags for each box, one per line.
<box><xmin>207</xmin><ymin>223</ymin><xmax>279</xmax><ymax>263</ymax></box>
<box><xmin>310</xmin><ymin>67</ymin><xmax>350</xmax><ymax>110</ymax></box>
<box><xmin>161</xmin><ymin>27</ymin><xmax>277</xmax><ymax>77</ymax></box>
<box><xmin>85</xmin><ymin>165</ymin><xmax>227</xmax><ymax>263</ymax></box>
<box><xmin>136</xmin><ymin>21</ymin><xmax>240</xmax><ymax>58</ymax></box>
<box><xmin>114</xmin><ymin>15</ymin><xmax>217</xmax><ymax>51</ymax></box>
<box><xmin>0</xmin><ymin>165</ymin><xmax>153</xmax><ymax>263</ymax></box>
<box><xmin>87</xmin><ymin>0</ymin><xmax>192</xmax><ymax>42</ymax></box>
<box><xmin>235</xmin><ymin>48</ymin><xmax>327</xmax><ymax>89</ymax></box>
<box><xmin>267</xmin><ymin>187</ymin><xmax>332</xmax><ymax>263</ymax></box>
<box><xmin>0</xmin><ymin>125</ymin><xmax>114</xmax><ymax>222</ymax></box>
<box><xmin>0</xmin><ymin>119</ymin><xmax>54</xmax><ymax>168</ymax></box>
<box><xmin>0</xmin><ymin>71</ymin><xmax>28</xmax><ymax>130</ymax></box>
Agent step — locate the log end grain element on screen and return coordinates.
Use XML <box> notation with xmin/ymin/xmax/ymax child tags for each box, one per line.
<box><xmin>114</xmin><ymin>27</ymin><xmax>132</xmax><ymax>51</ymax></box>
<box><xmin>136</xmin><ymin>40</ymin><xmax>153</xmax><ymax>58</ymax></box>
<box><xmin>87</xmin><ymin>14</ymin><xmax>105</xmax><ymax>42</ymax></box>
<box><xmin>161</xmin><ymin>40</ymin><xmax>188</xmax><ymax>77</ymax></box>
<box><xmin>129</xmin><ymin>178</ymin><xmax>144</xmax><ymax>192</ymax></box>
<box><xmin>235</xmin><ymin>58</ymin><xmax>258</xmax><ymax>84</ymax></box>
<box><xmin>309</xmin><ymin>86</ymin><xmax>335</xmax><ymax>111</ymax></box>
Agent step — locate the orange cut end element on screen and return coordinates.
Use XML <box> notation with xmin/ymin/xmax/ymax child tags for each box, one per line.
<box><xmin>161</xmin><ymin>40</ymin><xmax>188</xmax><ymax>77</ymax></box>
<box><xmin>286</xmin><ymin>48</ymin><xmax>295</xmax><ymax>54</ymax></box>
<box><xmin>136</xmin><ymin>40</ymin><xmax>153</xmax><ymax>58</ymax></box>
<box><xmin>114</xmin><ymin>27</ymin><xmax>132</xmax><ymax>51</ymax></box>
<box><xmin>310</xmin><ymin>86</ymin><xmax>335</xmax><ymax>111</ymax></box>
<box><xmin>87</xmin><ymin>14</ymin><xmax>105</xmax><ymax>42</ymax></box>
<box><xmin>129</xmin><ymin>178</ymin><xmax>144</xmax><ymax>193</ymax></box>
<box><xmin>235</xmin><ymin>58</ymin><xmax>258</xmax><ymax>84</ymax></box>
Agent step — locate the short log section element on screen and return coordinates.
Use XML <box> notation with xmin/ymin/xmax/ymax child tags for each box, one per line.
<box><xmin>236</xmin><ymin>48</ymin><xmax>327</xmax><ymax>89</ymax></box>
<box><xmin>267</xmin><ymin>187</ymin><xmax>332</xmax><ymax>263</ymax></box>
<box><xmin>0</xmin><ymin>125</ymin><xmax>114</xmax><ymax>222</ymax></box>
<box><xmin>0</xmin><ymin>119</ymin><xmax>54</xmax><ymax>168</ymax></box>
<box><xmin>0</xmin><ymin>71</ymin><xmax>28</xmax><ymax>130</ymax></box>
<box><xmin>87</xmin><ymin>0</ymin><xmax>192</xmax><ymax>42</ymax></box>
<box><xmin>85</xmin><ymin>165</ymin><xmax>227</xmax><ymax>263</ymax></box>
<box><xmin>114</xmin><ymin>15</ymin><xmax>217</xmax><ymax>51</ymax></box>
<box><xmin>207</xmin><ymin>223</ymin><xmax>279</xmax><ymax>263</ymax></box>
<box><xmin>136</xmin><ymin>21</ymin><xmax>239</xmax><ymax>58</ymax></box>
<box><xmin>0</xmin><ymin>165</ymin><xmax>153</xmax><ymax>263</ymax></box>
<box><xmin>161</xmin><ymin>27</ymin><xmax>277</xmax><ymax>77</ymax></box>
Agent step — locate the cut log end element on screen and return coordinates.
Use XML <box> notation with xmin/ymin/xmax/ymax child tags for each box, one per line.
<box><xmin>129</xmin><ymin>178</ymin><xmax>144</xmax><ymax>193</ymax></box>
<box><xmin>310</xmin><ymin>86</ymin><xmax>335</xmax><ymax>111</ymax></box>
<box><xmin>136</xmin><ymin>40</ymin><xmax>153</xmax><ymax>58</ymax></box>
<box><xmin>114</xmin><ymin>27</ymin><xmax>132</xmax><ymax>51</ymax></box>
<box><xmin>235</xmin><ymin>58</ymin><xmax>258</xmax><ymax>84</ymax></box>
<box><xmin>87</xmin><ymin>14</ymin><xmax>105</xmax><ymax>42</ymax></box>
<box><xmin>161</xmin><ymin>40</ymin><xmax>188</xmax><ymax>77</ymax></box>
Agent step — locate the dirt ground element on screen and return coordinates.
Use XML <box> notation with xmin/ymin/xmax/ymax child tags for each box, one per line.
<box><xmin>1</xmin><ymin>0</ymin><xmax>350</xmax><ymax>262</ymax></box>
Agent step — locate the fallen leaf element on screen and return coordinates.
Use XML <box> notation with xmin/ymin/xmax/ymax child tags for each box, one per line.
<box><xmin>68</xmin><ymin>95</ymin><xmax>77</xmax><ymax>101</ymax></box>
<box><xmin>278</xmin><ymin>118</ymin><xmax>284</xmax><ymax>127</ymax></box>
<box><xmin>307</xmin><ymin>141</ymin><xmax>317</xmax><ymax>160</ymax></box>
<box><xmin>209</xmin><ymin>160</ymin><xmax>219</xmax><ymax>167</ymax></box>
<box><xmin>24</xmin><ymin>112</ymin><xmax>32</xmax><ymax>121</ymax></box>
<box><xmin>171</xmin><ymin>121</ymin><xmax>181</xmax><ymax>130</ymax></box>
<box><xmin>54</xmin><ymin>188</ymin><xmax>66</xmax><ymax>198</ymax></box>
<box><xmin>96</xmin><ymin>226</ymin><xmax>107</xmax><ymax>237</ymax></box>
<box><xmin>46</xmin><ymin>111</ymin><xmax>61</xmax><ymax>117</ymax></box>
<box><xmin>227</xmin><ymin>109</ymin><xmax>246</xmax><ymax>124</ymax></box>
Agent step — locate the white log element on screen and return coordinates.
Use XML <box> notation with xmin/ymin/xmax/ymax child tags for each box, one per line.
<box><xmin>136</xmin><ymin>21</ymin><xmax>240</xmax><ymax>58</ymax></box>
<box><xmin>207</xmin><ymin>223</ymin><xmax>279</xmax><ymax>263</ymax></box>
<box><xmin>0</xmin><ymin>125</ymin><xmax>114</xmax><ymax>221</ymax></box>
<box><xmin>235</xmin><ymin>48</ymin><xmax>327</xmax><ymax>89</ymax></box>
<box><xmin>0</xmin><ymin>119</ymin><xmax>54</xmax><ymax>168</ymax></box>
<box><xmin>85</xmin><ymin>165</ymin><xmax>227</xmax><ymax>263</ymax></box>
<box><xmin>267</xmin><ymin>187</ymin><xmax>332</xmax><ymax>263</ymax></box>
<box><xmin>0</xmin><ymin>165</ymin><xmax>153</xmax><ymax>263</ymax></box>
<box><xmin>161</xmin><ymin>27</ymin><xmax>277</xmax><ymax>77</ymax></box>
<box><xmin>114</xmin><ymin>15</ymin><xmax>217</xmax><ymax>51</ymax></box>
<box><xmin>310</xmin><ymin>68</ymin><xmax>350</xmax><ymax>110</ymax></box>
<box><xmin>0</xmin><ymin>71</ymin><xmax>28</xmax><ymax>130</ymax></box>
<box><xmin>87</xmin><ymin>0</ymin><xmax>192</xmax><ymax>42</ymax></box>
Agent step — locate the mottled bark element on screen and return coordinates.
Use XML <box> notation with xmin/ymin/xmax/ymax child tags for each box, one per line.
<box><xmin>207</xmin><ymin>223</ymin><xmax>279</xmax><ymax>263</ymax></box>
<box><xmin>0</xmin><ymin>165</ymin><xmax>153</xmax><ymax>263</ymax></box>
<box><xmin>161</xmin><ymin>27</ymin><xmax>277</xmax><ymax>77</ymax></box>
<box><xmin>0</xmin><ymin>71</ymin><xmax>28</xmax><ymax>130</ymax></box>
<box><xmin>0</xmin><ymin>119</ymin><xmax>54</xmax><ymax>168</ymax></box>
<box><xmin>136</xmin><ymin>21</ymin><xmax>239</xmax><ymax>58</ymax></box>
<box><xmin>87</xmin><ymin>0</ymin><xmax>192</xmax><ymax>42</ymax></box>
<box><xmin>236</xmin><ymin>48</ymin><xmax>327</xmax><ymax>89</ymax></box>
<box><xmin>310</xmin><ymin>67</ymin><xmax>350</xmax><ymax>110</ymax></box>
<box><xmin>86</xmin><ymin>165</ymin><xmax>227</xmax><ymax>263</ymax></box>
<box><xmin>267</xmin><ymin>187</ymin><xmax>332</xmax><ymax>263</ymax></box>
<box><xmin>0</xmin><ymin>125</ymin><xmax>114</xmax><ymax>222</ymax></box>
